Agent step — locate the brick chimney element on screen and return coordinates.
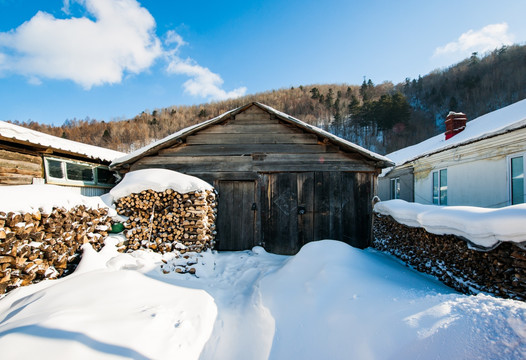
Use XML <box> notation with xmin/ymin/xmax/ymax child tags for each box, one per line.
<box><xmin>445</xmin><ymin>111</ymin><xmax>467</xmax><ymax>140</ymax></box>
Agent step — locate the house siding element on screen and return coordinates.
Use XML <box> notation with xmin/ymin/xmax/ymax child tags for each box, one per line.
<box><xmin>413</xmin><ymin>127</ymin><xmax>526</xmax><ymax>207</ymax></box>
<box><xmin>378</xmin><ymin>166</ymin><xmax>414</xmax><ymax>202</ymax></box>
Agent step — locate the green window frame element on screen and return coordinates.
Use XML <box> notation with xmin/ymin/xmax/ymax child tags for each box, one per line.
<box><xmin>44</xmin><ymin>157</ymin><xmax>116</xmax><ymax>187</ymax></box>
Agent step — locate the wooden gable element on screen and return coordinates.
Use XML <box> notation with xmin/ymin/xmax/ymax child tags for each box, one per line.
<box><xmin>128</xmin><ymin>104</ymin><xmax>378</xmax><ymax>183</ymax></box>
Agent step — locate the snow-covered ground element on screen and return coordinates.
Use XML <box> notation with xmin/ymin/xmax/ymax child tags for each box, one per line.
<box><xmin>1</xmin><ymin>177</ymin><xmax>526</xmax><ymax>359</ymax></box>
<box><xmin>0</xmin><ymin>238</ymin><xmax>525</xmax><ymax>359</ymax></box>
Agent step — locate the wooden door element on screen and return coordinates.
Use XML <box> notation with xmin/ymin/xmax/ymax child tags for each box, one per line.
<box><xmin>260</xmin><ymin>172</ymin><xmax>315</xmax><ymax>254</ymax></box>
<box><xmin>215</xmin><ymin>181</ymin><xmax>257</xmax><ymax>250</ymax></box>
<box><xmin>261</xmin><ymin>172</ymin><xmax>373</xmax><ymax>254</ymax></box>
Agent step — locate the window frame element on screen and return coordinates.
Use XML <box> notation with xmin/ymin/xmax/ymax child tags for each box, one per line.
<box><xmin>508</xmin><ymin>153</ymin><xmax>526</xmax><ymax>205</ymax></box>
<box><xmin>432</xmin><ymin>168</ymin><xmax>447</xmax><ymax>205</ymax></box>
<box><xmin>390</xmin><ymin>177</ymin><xmax>400</xmax><ymax>200</ymax></box>
<box><xmin>44</xmin><ymin>156</ymin><xmax>115</xmax><ymax>188</ymax></box>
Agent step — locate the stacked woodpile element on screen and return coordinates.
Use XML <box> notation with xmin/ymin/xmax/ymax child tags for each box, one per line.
<box><xmin>0</xmin><ymin>206</ymin><xmax>111</xmax><ymax>294</ymax></box>
<box><xmin>373</xmin><ymin>213</ymin><xmax>526</xmax><ymax>301</ymax></box>
<box><xmin>115</xmin><ymin>188</ymin><xmax>217</xmax><ymax>255</ymax></box>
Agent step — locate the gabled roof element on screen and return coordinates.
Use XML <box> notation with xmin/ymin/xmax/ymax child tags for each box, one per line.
<box><xmin>382</xmin><ymin>98</ymin><xmax>526</xmax><ymax>175</ymax></box>
<box><xmin>0</xmin><ymin>120</ymin><xmax>125</xmax><ymax>163</ymax></box>
<box><xmin>111</xmin><ymin>102</ymin><xmax>394</xmax><ymax>169</ymax></box>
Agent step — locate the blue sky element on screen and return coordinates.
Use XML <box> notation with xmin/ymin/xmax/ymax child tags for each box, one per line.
<box><xmin>1</xmin><ymin>0</ymin><xmax>525</xmax><ymax>125</ymax></box>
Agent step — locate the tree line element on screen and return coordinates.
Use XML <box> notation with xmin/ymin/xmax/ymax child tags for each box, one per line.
<box><xmin>9</xmin><ymin>44</ymin><xmax>526</xmax><ymax>155</ymax></box>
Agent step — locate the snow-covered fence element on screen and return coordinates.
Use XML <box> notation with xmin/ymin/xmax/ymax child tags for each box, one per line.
<box><xmin>373</xmin><ymin>200</ymin><xmax>526</xmax><ymax>300</ymax></box>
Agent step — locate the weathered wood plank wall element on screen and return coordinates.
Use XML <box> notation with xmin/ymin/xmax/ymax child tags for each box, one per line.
<box><xmin>0</xmin><ymin>148</ymin><xmax>42</xmax><ymax>185</ymax></box>
<box><xmin>131</xmin><ymin>106</ymin><xmax>376</xmax><ymax>177</ymax></box>
<box><xmin>261</xmin><ymin>172</ymin><xmax>374</xmax><ymax>254</ymax></box>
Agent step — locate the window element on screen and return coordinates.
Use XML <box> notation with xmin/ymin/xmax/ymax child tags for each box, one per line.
<box><xmin>44</xmin><ymin>157</ymin><xmax>115</xmax><ymax>187</ymax></box>
<box><xmin>432</xmin><ymin>169</ymin><xmax>447</xmax><ymax>205</ymax></box>
<box><xmin>66</xmin><ymin>162</ymin><xmax>94</xmax><ymax>182</ymax></box>
<box><xmin>97</xmin><ymin>167</ymin><xmax>117</xmax><ymax>185</ymax></box>
<box><xmin>510</xmin><ymin>155</ymin><xmax>525</xmax><ymax>205</ymax></box>
<box><xmin>390</xmin><ymin>177</ymin><xmax>400</xmax><ymax>199</ymax></box>
<box><xmin>46</xmin><ymin>159</ymin><xmax>64</xmax><ymax>179</ymax></box>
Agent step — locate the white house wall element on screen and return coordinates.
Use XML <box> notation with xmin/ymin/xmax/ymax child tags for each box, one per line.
<box><xmin>413</xmin><ymin>127</ymin><xmax>526</xmax><ymax>208</ymax></box>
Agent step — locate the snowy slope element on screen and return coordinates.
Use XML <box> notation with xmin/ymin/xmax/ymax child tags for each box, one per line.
<box><xmin>0</xmin><ymin>120</ymin><xmax>124</xmax><ymax>162</ymax></box>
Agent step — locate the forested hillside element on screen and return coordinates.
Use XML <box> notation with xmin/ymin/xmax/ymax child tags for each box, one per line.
<box><xmin>11</xmin><ymin>44</ymin><xmax>526</xmax><ymax>155</ymax></box>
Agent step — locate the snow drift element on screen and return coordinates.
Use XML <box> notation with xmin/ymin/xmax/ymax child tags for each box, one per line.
<box><xmin>374</xmin><ymin>199</ymin><xmax>526</xmax><ymax>249</ymax></box>
<box><xmin>1</xmin><ymin>239</ymin><xmax>525</xmax><ymax>360</ymax></box>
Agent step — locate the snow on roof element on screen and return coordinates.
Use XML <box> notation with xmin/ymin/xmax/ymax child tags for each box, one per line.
<box><xmin>0</xmin><ymin>184</ymin><xmax>114</xmax><ymax>215</ymax></box>
<box><xmin>0</xmin><ymin>120</ymin><xmax>125</xmax><ymax>162</ymax></box>
<box><xmin>109</xmin><ymin>169</ymin><xmax>213</xmax><ymax>200</ymax></box>
<box><xmin>111</xmin><ymin>102</ymin><xmax>394</xmax><ymax>169</ymax></box>
<box><xmin>374</xmin><ymin>199</ymin><xmax>526</xmax><ymax>249</ymax></box>
<box><xmin>383</xmin><ymin>98</ymin><xmax>526</xmax><ymax>174</ymax></box>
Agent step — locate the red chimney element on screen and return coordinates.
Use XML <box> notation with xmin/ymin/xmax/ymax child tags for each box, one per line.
<box><xmin>445</xmin><ymin>111</ymin><xmax>467</xmax><ymax>140</ymax></box>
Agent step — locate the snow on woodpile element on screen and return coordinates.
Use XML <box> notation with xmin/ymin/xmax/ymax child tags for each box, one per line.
<box><xmin>374</xmin><ymin>199</ymin><xmax>526</xmax><ymax>249</ymax></box>
<box><xmin>110</xmin><ymin>169</ymin><xmax>217</xmax><ymax>258</ymax></box>
<box><xmin>0</xmin><ymin>184</ymin><xmax>115</xmax><ymax>214</ymax></box>
<box><xmin>109</xmin><ymin>168</ymin><xmax>213</xmax><ymax>200</ymax></box>
<box><xmin>0</xmin><ymin>120</ymin><xmax>125</xmax><ymax>162</ymax></box>
<box><xmin>0</xmin><ymin>185</ymin><xmax>115</xmax><ymax>294</ymax></box>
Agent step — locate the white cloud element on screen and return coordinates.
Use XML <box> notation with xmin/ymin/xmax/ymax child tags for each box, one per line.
<box><xmin>0</xmin><ymin>0</ymin><xmax>162</xmax><ymax>89</ymax></box>
<box><xmin>0</xmin><ymin>0</ymin><xmax>247</xmax><ymax>100</ymax></box>
<box><xmin>165</xmin><ymin>30</ymin><xmax>187</xmax><ymax>52</ymax></box>
<box><xmin>61</xmin><ymin>0</ymin><xmax>71</xmax><ymax>14</ymax></box>
<box><xmin>27</xmin><ymin>76</ymin><xmax>42</xmax><ymax>86</ymax></box>
<box><xmin>167</xmin><ymin>56</ymin><xmax>247</xmax><ymax>101</ymax></box>
<box><xmin>434</xmin><ymin>23</ymin><xmax>514</xmax><ymax>58</ymax></box>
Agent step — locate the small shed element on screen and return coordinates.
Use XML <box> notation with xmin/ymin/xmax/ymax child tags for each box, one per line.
<box><xmin>111</xmin><ymin>103</ymin><xmax>393</xmax><ymax>254</ymax></box>
<box><xmin>0</xmin><ymin>120</ymin><xmax>124</xmax><ymax>196</ymax></box>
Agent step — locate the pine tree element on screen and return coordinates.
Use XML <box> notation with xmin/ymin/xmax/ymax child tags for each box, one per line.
<box><xmin>310</xmin><ymin>87</ymin><xmax>320</xmax><ymax>99</ymax></box>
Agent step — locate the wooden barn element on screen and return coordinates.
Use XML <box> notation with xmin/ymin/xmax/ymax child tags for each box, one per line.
<box><xmin>0</xmin><ymin>120</ymin><xmax>124</xmax><ymax>196</ymax></box>
<box><xmin>111</xmin><ymin>103</ymin><xmax>394</xmax><ymax>254</ymax></box>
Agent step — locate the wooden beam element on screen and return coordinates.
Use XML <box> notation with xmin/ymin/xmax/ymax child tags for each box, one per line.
<box><xmin>159</xmin><ymin>143</ymin><xmax>340</xmax><ymax>156</ymax></box>
<box><xmin>186</xmin><ymin>133</ymin><xmax>319</xmax><ymax>145</ymax></box>
<box><xmin>197</xmin><ymin>124</ymin><xmax>301</xmax><ymax>134</ymax></box>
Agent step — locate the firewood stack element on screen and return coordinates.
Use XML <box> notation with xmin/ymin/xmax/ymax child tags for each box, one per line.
<box><xmin>0</xmin><ymin>206</ymin><xmax>111</xmax><ymax>294</ymax></box>
<box><xmin>373</xmin><ymin>213</ymin><xmax>526</xmax><ymax>301</ymax></box>
<box><xmin>115</xmin><ymin>188</ymin><xmax>217</xmax><ymax>254</ymax></box>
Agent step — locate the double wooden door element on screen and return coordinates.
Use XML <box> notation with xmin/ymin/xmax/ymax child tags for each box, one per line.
<box><xmin>214</xmin><ymin>172</ymin><xmax>373</xmax><ymax>254</ymax></box>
